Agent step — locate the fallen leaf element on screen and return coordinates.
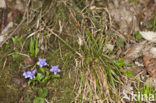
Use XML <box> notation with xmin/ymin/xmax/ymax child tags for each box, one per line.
<box><xmin>108</xmin><ymin>0</ymin><xmax>140</xmax><ymax>35</ymax></box>
<box><xmin>24</xmin><ymin>57</ymin><xmax>35</xmax><ymax>65</ymax></box>
<box><xmin>106</xmin><ymin>44</ymin><xmax>114</xmax><ymax>51</ymax></box>
<box><xmin>143</xmin><ymin>56</ymin><xmax>152</xmax><ymax>68</ymax></box>
<box><xmin>125</xmin><ymin>41</ymin><xmax>146</xmax><ymax>60</ymax></box>
<box><xmin>147</xmin><ymin>64</ymin><xmax>156</xmax><ymax>77</ymax></box>
<box><xmin>0</xmin><ymin>22</ymin><xmax>13</xmax><ymax>45</ymax></box>
<box><xmin>143</xmin><ymin>56</ymin><xmax>156</xmax><ymax>77</ymax></box>
<box><xmin>140</xmin><ymin>31</ymin><xmax>156</xmax><ymax>43</ymax></box>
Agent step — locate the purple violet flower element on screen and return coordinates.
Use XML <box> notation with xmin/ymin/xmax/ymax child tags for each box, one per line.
<box><xmin>32</xmin><ymin>69</ymin><xmax>36</xmax><ymax>75</ymax></box>
<box><xmin>50</xmin><ymin>65</ymin><xmax>61</xmax><ymax>75</ymax></box>
<box><xmin>37</xmin><ymin>58</ymin><xmax>47</xmax><ymax>68</ymax></box>
<box><xmin>23</xmin><ymin>70</ymin><xmax>36</xmax><ymax>79</ymax></box>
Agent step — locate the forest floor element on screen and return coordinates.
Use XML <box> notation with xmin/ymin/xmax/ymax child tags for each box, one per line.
<box><xmin>0</xmin><ymin>0</ymin><xmax>156</xmax><ymax>103</ymax></box>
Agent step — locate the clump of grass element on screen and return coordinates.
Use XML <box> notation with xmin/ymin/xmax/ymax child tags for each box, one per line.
<box><xmin>75</xmin><ymin>28</ymin><xmax>127</xmax><ymax>102</ymax></box>
<box><xmin>29</xmin><ymin>37</ymin><xmax>39</xmax><ymax>57</ymax></box>
<box><xmin>136</xmin><ymin>81</ymin><xmax>156</xmax><ymax>103</ymax></box>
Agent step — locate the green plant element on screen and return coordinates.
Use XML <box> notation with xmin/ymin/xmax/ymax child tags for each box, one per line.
<box><xmin>29</xmin><ymin>68</ymin><xmax>60</xmax><ymax>86</ymax></box>
<box><xmin>112</xmin><ymin>58</ymin><xmax>134</xmax><ymax>78</ymax></box>
<box><xmin>135</xmin><ymin>31</ymin><xmax>142</xmax><ymax>40</ymax></box>
<box><xmin>135</xmin><ymin>81</ymin><xmax>156</xmax><ymax>103</ymax></box>
<box><xmin>12</xmin><ymin>36</ymin><xmax>19</xmax><ymax>45</ymax></box>
<box><xmin>33</xmin><ymin>88</ymin><xmax>48</xmax><ymax>103</ymax></box>
<box><xmin>79</xmin><ymin>29</ymin><xmax>127</xmax><ymax>100</ymax></box>
<box><xmin>29</xmin><ymin>37</ymin><xmax>39</xmax><ymax>57</ymax></box>
<box><xmin>12</xmin><ymin>36</ymin><xmax>23</xmax><ymax>46</ymax></box>
<box><xmin>117</xmin><ymin>38</ymin><xmax>125</xmax><ymax>47</ymax></box>
<box><xmin>113</xmin><ymin>58</ymin><xmax>132</xmax><ymax>67</ymax></box>
<box><xmin>4</xmin><ymin>44</ymin><xmax>10</xmax><ymax>51</ymax></box>
<box><xmin>11</xmin><ymin>36</ymin><xmax>23</xmax><ymax>60</ymax></box>
<box><xmin>30</xmin><ymin>68</ymin><xmax>60</xmax><ymax>85</ymax></box>
<box><xmin>124</xmin><ymin>69</ymin><xmax>134</xmax><ymax>78</ymax></box>
<box><xmin>12</xmin><ymin>52</ymin><xmax>19</xmax><ymax>60</ymax></box>
<box><xmin>38</xmin><ymin>88</ymin><xmax>48</xmax><ymax>98</ymax></box>
<box><xmin>24</xmin><ymin>58</ymin><xmax>61</xmax><ymax>86</ymax></box>
<box><xmin>48</xmin><ymin>27</ymin><xmax>124</xmax><ymax>101</ymax></box>
<box><xmin>33</xmin><ymin>97</ymin><xmax>45</xmax><ymax>103</ymax></box>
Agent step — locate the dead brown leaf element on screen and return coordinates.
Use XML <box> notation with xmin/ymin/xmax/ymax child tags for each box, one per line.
<box><xmin>24</xmin><ymin>57</ymin><xmax>35</xmax><ymax>66</ymax></box>
<box><xmin>143</xmin><ymin>56</ymin><xmax>152</xmax><ymax>67</ymax></box>
<box><xmin>143</xmin><ymin>56</ymin><xmax>156</xmax><ymax>77</ymax></box>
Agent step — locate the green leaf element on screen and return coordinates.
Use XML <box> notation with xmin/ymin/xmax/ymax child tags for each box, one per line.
<box><xmin>28</xmin><ymin>80</ymin><xmax>32</xmax><ymax>86</ymax></box>
<box><xmin>41</xmin><ymin>76</ymin><xmax>49</xmax><ymax>83</ymax></box>
<box><xmin>35</xmin><ymin>40</ymin><xmax>39</xmax><ymax>57</ymax></box>
<box><xmin>36</xmin><ymin>73</ymin><xmax>43</xmax><ymax>81</ymax></box>
<box><xmin>18</xmin><ymin>38</ymin><xmax>24</xmax><ymax>43</ymax></box>
<box><xmin>115</xmin><ymin>58</ymin><xmax>124</xmax><ymax>67</ymax></box>
<box><xmin>38</xmin><ymin>88</ymin><xmax>48</xmax><ymax>98</ymax></box>
<box><xmin>33</xmin><ymin>97</ymin><xmax>45</xmax><ymax>103</ymax></box>
<box><xmin>153</xmin><ymin>13</ymin><xmax>156</xmax><ymax>31</ymax></box>
<box><xmin>52</xmin><ymin>74</ymin><xmax>60</xmax><ymax>78</ymax></box>
<box><xmin>46</xmin><ymin>71</ymin><xmax>50</xmax><ymax>76</ymax></box>
<box><xmin>40</xmin><ymin>68</ymin><xmax>45</xmax><ymax>74</ymax></box>
<box><xmin>135</xmin><ymin>32</ymin><xmax>142</xmax><ymax>40</ymax></box>
<box><xmin>12</xmin><ymin>36</ymin><xmax>18</xmax><ymax>44</ymax></box>
<box><xmin>30</xmin><ymin>37</ymin><xmax>35</xmax><ymax>56</ymax></box>
<box><xmin>125</xmin><ymin>70</ymin><xmax>134</xmax><ymax>78</ymax></box>
<box><xmin>29</xmin><ymin>38</ymin><xmax>39</xmax><ymax>57</ymax></box>
<box><xmin>118</xmin><ymin>58</ymin><xmax>123</xmax><ymax>62</ymax></box>
<box><xmin>12</xmin><ymin>52</ymin><xmax>18</xmax><ymax>60</ymax></box>
<box><xmin>5</xmin><ymin>44</ymin><xmax>10</xmax><ymax>50</ymax></box>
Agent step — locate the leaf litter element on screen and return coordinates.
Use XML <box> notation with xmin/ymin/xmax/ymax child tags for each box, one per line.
<box><xmin>107</xmin><ymin>0</ymin><xmax>156</xmax><ymax>102</ymax></box>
